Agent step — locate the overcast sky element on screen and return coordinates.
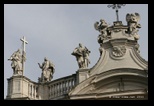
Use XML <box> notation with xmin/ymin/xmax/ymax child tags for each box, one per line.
<box><xmin>4</xmin><ymin>4</ymin><xmax>148</xmax><ymax>99</ymax></box>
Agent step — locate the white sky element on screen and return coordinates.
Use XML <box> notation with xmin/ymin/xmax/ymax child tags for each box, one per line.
<box><xmin>4</xmin><ymin>4</ymin><xmax>148</xmax><ymax>98</ymax></box>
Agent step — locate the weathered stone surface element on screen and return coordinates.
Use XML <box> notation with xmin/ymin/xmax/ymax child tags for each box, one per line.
<box><xmin>72</xmin><ymin>43</ymin><xmax>91</xmax><ymax>69</ymax></box>
<box><xmin>6</xmin><ymin>8</ymin><xmax>148</xmax><ymax>100</ymax></box>
<box><xmin>8</xmin><ymin>49</ymin><xmax>23</xmax><ymax>75</ymax></box>
<box><xmin>38</xmin><ymin>57</ymin><xmax>55</xmax><ymax>83</ymax></box>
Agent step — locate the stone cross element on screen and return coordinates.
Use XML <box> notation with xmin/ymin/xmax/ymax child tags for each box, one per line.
<box><xmin>107</xmin><ymin>4</ymin><xmax>126</xmax><ymax>21</ymax></box>
<box><xmin>20</xmin><ymin>36</ymin><xmax>28</xmax><ymax>75</ymax></box>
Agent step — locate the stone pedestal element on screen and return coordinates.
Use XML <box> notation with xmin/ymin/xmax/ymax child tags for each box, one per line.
<box><xmin>6</xmin><ymin>75</ymin><xmax>27</xmax><ymax>99</ymax></box>
<box><xmin>76</xmin><ymin>68</ymin><xmax>89</xmax><ymax>84</ymax></box>
<box><xmin>6</xmin><ymin>75</ymin><xmax>38</xmax><ymax>100</ymax></box>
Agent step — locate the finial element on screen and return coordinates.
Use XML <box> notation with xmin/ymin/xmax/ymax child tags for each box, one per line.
<box><xmin>107</xmin><ymin>4</ymin><xmax>126</xmax><ymax>21</ymax></box>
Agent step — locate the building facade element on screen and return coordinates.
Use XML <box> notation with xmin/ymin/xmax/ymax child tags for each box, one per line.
<box><xmin>6</xmin><ymin>6</ymin><xmax>148</xmax><ymax>100</ymax></box>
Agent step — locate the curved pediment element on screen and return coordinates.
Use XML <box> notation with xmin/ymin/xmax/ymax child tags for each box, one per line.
<box><xmin>69</xmin><ymin>68</ymin><xmax>148</xmax><ymax>96</ymax></box>
<box><xmin>89</xmin><ymin>40</ymin><xmax>148</xmax><ymax>76</ymax></box>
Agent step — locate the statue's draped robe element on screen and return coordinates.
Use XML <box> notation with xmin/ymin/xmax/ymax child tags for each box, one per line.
<box><xmin>41</xmin><ymin>60</ymin><xmax>55</xmax><ymax>81</ymax></box>
<box><xmin>72</xmin><ymin>46</ymin><xmax>90</xmax><ymax>68</ymax></box>
<box><xmin>10</xmin><ymin>51</ymin><xmax>22</xmax><ymax>74</ymax></box>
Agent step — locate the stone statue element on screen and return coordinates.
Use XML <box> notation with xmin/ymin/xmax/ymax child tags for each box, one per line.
<box><xmin>126</xmin><ymin>13</ymin><xmax>141</xmax><ymax>40</ymax></box>
<box><xmin>8</xmin><ymin>49</ymin><xmax>23</xmax><ymax>75</ymax></box>
<box><xmin>94</xmin><ymin>19</ymin><xmax>111</xmax><ymax>44</ymax></box>
<box><xmin>38</xmin><ymin>57</ymin><xmax>55</xmax><ymax>82</ymax></box>
<box><xmin>72</xmin><ymin>43</ymin><xmax>91</xmax><ymax>69</ymax></box>
<box><xmin>94</xmin><ymin>19</ymin><xmax>108</xmax><ymax>34</ymax></box>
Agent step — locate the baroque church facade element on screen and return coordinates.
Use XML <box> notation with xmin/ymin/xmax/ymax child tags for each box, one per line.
<box><xmin>6</xmin><ymin>4</ymin><xmax>148</xmax><ymax>100</ymax></box>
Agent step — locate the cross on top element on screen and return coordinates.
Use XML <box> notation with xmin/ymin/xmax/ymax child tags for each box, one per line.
<box><xmin>107</xmin><ymin>4</ymin><xmax>126</xmax><ymax>21</ymax></box>
<box><xmin>20</xmin><ymin>36</ymin><xmax>28</xmax><ymax>52</ymax></box>
<box><xmin>20</xmin><ymin>36</ymin><xmax>28</xmax><ymax>75</ymax></box>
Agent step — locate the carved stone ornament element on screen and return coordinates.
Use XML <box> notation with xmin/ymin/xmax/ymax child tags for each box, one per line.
<box><xmin>112</xmin><ymin>46</ymin><xmax>126</xmax><ymax>57</ymax></box>
<box><xmin>72</xmin><ymin>43</ymin><xmax>91</xmax><ymax>69</ymax></box>
<box><xmin>97</xmin><ymin>33</ymin><xmax>111</xmax><ymax>44</ymax></box>
<box><xmin>125</xmin><ymin>13</ymin><xmax>141</xmax><ymax>41</ymax></box>
<box><xmin>94</xmin><ymin>19</ymin><xmax>111</xmax><ymax>44</ymax></box>
<box><xmin>94</xmin><ymin>19</ymin><xmax>108</xmax><ymax>34</ymax></box>
<box><xmin>134</xmin><ymin>44</ymin><xmax>140</xmax><ymax>53</ymax></box>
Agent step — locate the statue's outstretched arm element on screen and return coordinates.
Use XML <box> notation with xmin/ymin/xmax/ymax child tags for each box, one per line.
<box><xmin>38</xmin><ymin>63</ymin><xmax>42</xmax><ymax>68</ymax></box>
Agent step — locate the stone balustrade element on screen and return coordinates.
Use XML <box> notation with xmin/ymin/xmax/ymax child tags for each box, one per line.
<box><xmin>28</xmin><ymin>83</ymin><xmax>39</xmax><ymax>99</ymax></box>
<box><xmin>25</xmin><ymin>74</ymin><xmax>76</xmax><ymax>100</ymax></box>
<box><xmin>48</xmin><ymin>74</ymin><xmax>76</xmax><ymax>99</ymax></box>
<box><xmin>6</xmin><ymin>74</ymin><xmax>76</xmax><ymax>100</ymax></box>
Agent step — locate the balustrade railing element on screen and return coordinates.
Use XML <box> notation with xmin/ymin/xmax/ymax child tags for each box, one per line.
<box><xmin>26</xmin><ymin>74</ymin><xmax>76</xmax><ymax>100</ymax></box>
<box><xmin>48</xmin><ymin>74</ymin><xmax>76</xmax><ymax>99</ymax></box>
<box><xmin>28</xmin><ymin>82</ymin><xmax>39</xmax><ymax>99</ymax></box>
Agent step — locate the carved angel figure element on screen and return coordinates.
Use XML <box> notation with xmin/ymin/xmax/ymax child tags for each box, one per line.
<box><xmin>126</xmin><ymin>13</ymin><xmax>141</xmax><ymax>40</ymax></box>
<box><xmin>94</xmin><ymin>19</ymin><xmax>108</xmax><ymax>35</ymax></box>
<box><xmin>94</xmin><ymin>19</ymin><xmax>111</xmax><ymax>44</ymax></box>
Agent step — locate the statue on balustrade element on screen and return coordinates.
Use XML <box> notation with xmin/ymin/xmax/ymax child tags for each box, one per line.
<box><xmin>8</xmin><ymin>49</ymin><xmax>23</xmax><ymax>75</ymax></box>
<box><xmin>72</xmin><ymin>43</ymin><xmax>91</xmax><ymax>69</ymax></box>
<box><xmin>38</xmin><ymin>57</ymin><xmax>55</xmax><ymax>82</ymax></box>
